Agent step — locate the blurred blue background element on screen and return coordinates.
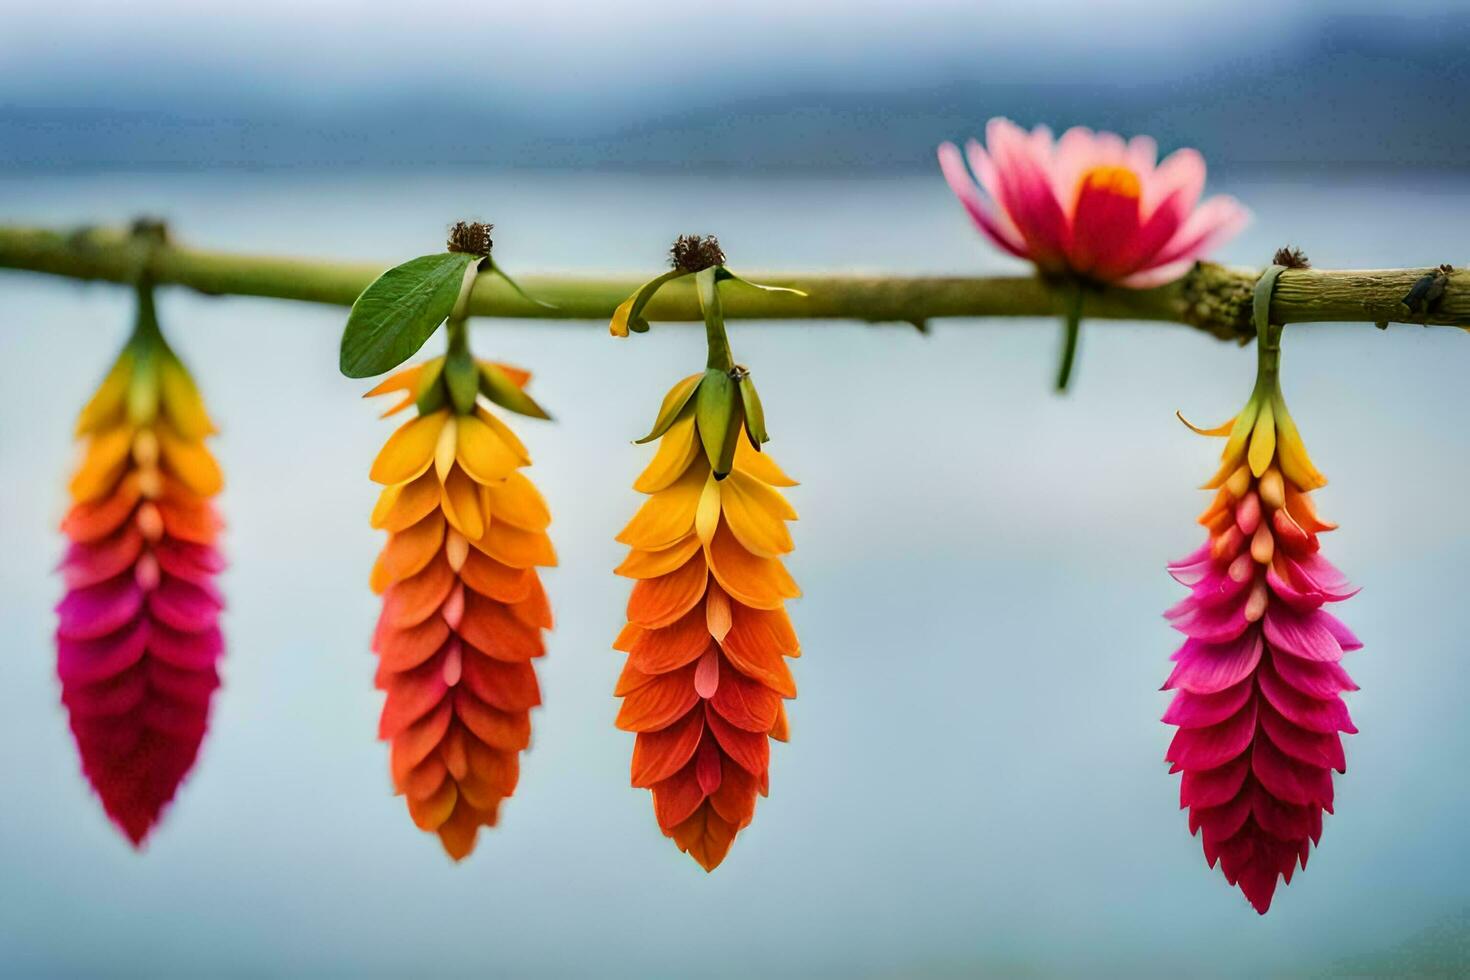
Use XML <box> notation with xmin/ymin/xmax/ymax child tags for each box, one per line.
<box><xmin>2</xmin><ymin>2</ymin><xmax>1469</xmax><ymax>977</ymax></box>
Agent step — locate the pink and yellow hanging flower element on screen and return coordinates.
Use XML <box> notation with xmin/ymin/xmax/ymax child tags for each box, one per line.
<box><xmin>1164</xmin><ymin>260</ymin><xmax>1359</xmax><ymax>913</ymax></box>
<box><xmin>56</xmin><ymin>287</ymin><xmax>226</xmax><ymax>846</ymax></box>
<box><xmin>938</xmin><ymin>119</ymin><xmax>1249</xmax><ymax>388</ymax></box>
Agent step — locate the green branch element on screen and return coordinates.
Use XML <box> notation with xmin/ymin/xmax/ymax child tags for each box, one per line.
<box><xmin>0</xmin><ymin>225</ymin><xmax>1466</xmax><ymax>340</ymax></box>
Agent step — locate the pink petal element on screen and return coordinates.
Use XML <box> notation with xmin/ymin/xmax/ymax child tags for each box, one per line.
<box><xmin>937</xmin><ymin>142</ymin><xmax>1029</xmax><ymax>259</ymax></box>
<box><xmin>985</xmin><ymin>118</ymin><xmax>1070</xmax><ymax>267</ymax></box>
<box><xmin>1150</xmin><ymin>194</ymin><xmax>1251</xmax><ymax>268</ymax></box>
<box><xmin>57</xmin><ymin>576</ymin><xmax>144</xmax><ymax>641</ymax></box>
<box><xmin>1165</xmin><ymin>697</ymin><xmax>1257</xmax><ymax>770</ymax></box>
<box><xmin>1263</xmin><ymin>605</ymin><xmax>1344</xmax><ymax>663</ymax></box>
<box><xmin>1165</xmin><ymin>631</ymin><xmax>1264</xmax><ymax>695</ymax></box>
<box><xmin>58</xmin><ymin>618</ymin><xmax>150</xmax><ymax>685</ymax></box>
<box><xmin>1180</xmin><ymin>751</ymin><xmax>1251</xmax><ymax>809</ymax></box>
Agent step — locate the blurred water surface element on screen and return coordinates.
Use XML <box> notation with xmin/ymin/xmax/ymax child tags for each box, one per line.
<box><xmin>1</xmin><ymin>169</ymin><xmax>1468</xmax><ymax>977</ymax></box>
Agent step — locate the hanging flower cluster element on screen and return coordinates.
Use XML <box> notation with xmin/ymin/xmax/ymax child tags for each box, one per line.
<box><xmin>56</xmin><ymin>285</ymin><xmax>226</xmax><ymax>846</ymax></box>
<box><xmin>349</xmin><ymin>223</ymin><xmax>557</xmax><ymax>859</ymax></box>
<box><xmin>609</xmin><ymin>237</ymin><xmax>804</xmax><ymax>869</ymax></box>
<box><xmin>1163</xmin><ymin>262</ymin><xmax>1361</xmax><ymax>913</ymax></box>
<box><xmin>364</xmin><ymin>355</ymin><xmax>555</xmax><ymax>858</ymax></box>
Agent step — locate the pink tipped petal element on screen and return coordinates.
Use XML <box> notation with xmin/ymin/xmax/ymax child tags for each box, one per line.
<box><xmin>1152</xmin><ymin>194</ymin><xmax>1251</xmax><ymax>268</ymax></box>
<box><xmin>1143</xmin><ymin>147</ymin><xmax>1206</xmax><ymax>218</ymax></box>
<box><xmin>1117</xmin><ymin>257</ymin><xmax>1200</xmax><ymax>289</ymax></box>
<box><xmin>938</xmin><ymin>142</ymin><xmax>1029</xmax><ymax>258</ymax></box>
<box><xmin>985</xmin><ymin>118</ymin><xmax>1070</xmax><ymax>267</ymax></box>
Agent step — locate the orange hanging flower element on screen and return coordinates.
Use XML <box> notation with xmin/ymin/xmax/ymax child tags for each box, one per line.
<box><xmin>614</xmin><ymin>380</ymin><xmax>800</xmax><ymax>869</ymax></box>
<box><xmin>57</xmin><ymin>286</ymin><xmax>226</xmax><ymax>846</ymax></box>
<box><xmin>609</xmin><ymin>236</ymin><xmax>805</xmax><ymax>870</ymax></box>
<box><xmin>365</xmin><ymin>355</ymin><xmax>555</xmax><ymax>859</ymax></box>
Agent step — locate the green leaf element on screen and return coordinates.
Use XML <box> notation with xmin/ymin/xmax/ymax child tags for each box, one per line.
<box><xmin>737</xmin><ymin>374</ymin><xmax>768</xmax><ymax>448</ymax></box>
<box><xmin>611</xmin><ymin>269</ymin><xmax>688</xmax><ymax>337</ymax></box>
<box><xmin>696</xmin><ymin>368</ymin><xmax>736</xmax><ymax>478</ymax></box>
<box><xmin>635</xmin><ymin>372</ymin><xmax>703</xmax><ymax>444</ymax></box>
<box><xmin>486</xmin><ymin>257</ymin><xmax>558</xmax><ymax>310</ymax></box>
<box><xmin>340</xmin><ymin>252</ymin><xmax>477</xmax><ymax>379</ymax></box>
<box><xmin>714</xmin><ymin>267</ymin><xmax>808</xmax><ymax>298</ymax></box>
<box><xmin>479</xmin><ymin>362</ymin><xmax>552</xmax><ymax>420</ymax></box>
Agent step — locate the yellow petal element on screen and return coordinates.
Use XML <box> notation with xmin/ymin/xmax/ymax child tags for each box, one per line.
<box><xmin>372</xmin><ymin>471</ymin><xmax>442</xmax><ymax>532</ymax></box>
<box><xmin>371</xmin><ymin>411</ymin><xmax>448</xmax><ymax>485</ymax></box>
<box><xmin>1272</xmin><ymin>395</ymin><xmax>1327</xmax><ymax>491</ymax></box>
<box><xmin>1247</xmin><ymin>399</ymin><xmax>1276</xmax><ymax>478</ymax></box>
<box><xmin>456</xmin><ymin>413</ymin><xmax>522</xmax><ymax>485</ymax></box>
<box><xmin>695</xmin><ymin>473</ymin><xmax>722</xmax><ymax>545</ymax></box>
<box><xmin>68</xmin><ymin>425</ymin><xmax>133</xmax><ymax>502</ymax></box>
<box><xmin>1175</xmin><ymin>411</ymin><xmax>1235</xmax><ymax>437</ymax></box>
<box><xmin>616</xmin><ymin>462</ymin><xmax>706</xmax><ymax>550</ymax></box>
<box><xmin>720</xmin><ymin>472</ymin><xmax>795</xmax><ymax>558</ymax></box>
<box><xmin>1202</xmin><ymin>398</ymin><xmax>1261</xmax><ymax>489</ymax></box>
<box><xmin>434</xmin><ymin>415</ymin><xmax>459</xmax><ymax>482</ymax></box>
<box><xmin>159</xmin><ymin>355</ymin><xmax>215</xmax><ymax>439</ymax></box>
<box><xmin>483</xmin><ymin>471</ymin><xmax>550</xmax><ymax>531</ymax></box>
<box><xmin>75</xmin><ymin>351</ymin><xmax>133</xmax><ymax>436</ymax></box>
<box><xmin>477</xmin><ymin>406</ymin><xmax>530</xmax><ymax>465</ymax></box>
<box><xmin>633</xmin><ymin>414</ymin><xmax>700</xmax><ymax>494</ymax></box>
<box><xmin>159</xmin><ymin>424</ymin><xmax>223</xmax><ymax>497</ymax></box>
<box><xmin>441</xmin><ymin>466</ymin><xmax>486</xmax><ymax>540</ymax></box>
<box><xmin>733</xmin><ymin>438</ymin><xmax>797</xmax><ymax>487</ymax></box>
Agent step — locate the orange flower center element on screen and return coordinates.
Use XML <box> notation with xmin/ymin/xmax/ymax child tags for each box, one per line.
<box><xmin>1074</xmin><ymin>164</ymin><xmax>1141</xmax><ymax>208</ymax></box>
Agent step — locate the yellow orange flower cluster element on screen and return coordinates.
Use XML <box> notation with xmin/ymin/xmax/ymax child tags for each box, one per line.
<box><xmin>366</xmin><ymin>358</ymin><xmax>555</xmax><ymax>859</ymax></box>
<box><xmin>613</xmin><ymin>375</ymin><xmax>800</xmax><ymax>870</ymax></box>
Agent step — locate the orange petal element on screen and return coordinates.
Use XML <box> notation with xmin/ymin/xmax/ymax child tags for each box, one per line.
<box><xmin>457</xmin><ymin>592</ymin><xmax>544</xmax><ymax>662</ymax></box>
<box><xmin>670</xmin><ymin>802</ymin><xmax>737</xmax><ymax>871</ymax></box>
<box><xmin>453</xmin><ymin>689</ymin><xmax>531</xmax><ymax>751</ymax></box>
<box><xmin>720</xmin><ymin>604</ymin><xmax>798</xmax><ymax>697</ymax></box>
<box><xmin>61</xmin><ymin>473</ymin><xmax>141</xmax><ymax>541</ymax></box>
<box><xmin>629</xmin><ymin>604</ymin><xmax>715</xmax><ymax>675</ymax></box>
<box><xmin>631</xmin><ymin>708</ymin><xmax>705</xmax><ymax>787</ymax></box>
<box><xmin>460</xmin><ymin>548</ymin><xmax>536</xmax><ymax>603</ymax></box>
<box><xmin>158</xmin><ymin>424</ymin><xmax>223</xmax><ymax>497</ymax></box>
<box><xmin>706</xmin><ymin>521</ymin><xmax>798</xmax><ymax>611</ymax></box>
<box><xmin>69</xmin><ymin>426</ymin><xmax>133</xmax><ymax>503</ymax></box>
<box><xmin>616</xmin><ymin>663</ymin><xmax>698</xmax><ymax>732</ymax></box>
<box><xmin>381</xmin><ymin>552</ymin><xmax>456</xmax><ymax>629</ymax></box>
<box><xmin>626</xmin><ymin>553</ymin><xmax>708</xmax><ymax>629</ymax></box>
<box><xmin>615</xmin><ymin>534</ymin><xmax>702</xmax><ymax>580</ymax></box>
<box><xmin>375</xmin><ymin>616</ymin><xmax>451</xmax><ymax>672</ymax></box>
<box><xmin>378</xmin><ymin>510</ymin><xmax>446</xmax><ymax>586</ymax></box>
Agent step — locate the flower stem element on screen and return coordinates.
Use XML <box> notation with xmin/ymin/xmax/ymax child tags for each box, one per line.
<box><xmin>696</xmin><ymin>267</ymin><xmax>735</xmax><ymax>372</ymax></box>
<box><xmin>1054</xmin><ymin>285</ymin><xmax>1085</xmax><ymax>392</ymax></box>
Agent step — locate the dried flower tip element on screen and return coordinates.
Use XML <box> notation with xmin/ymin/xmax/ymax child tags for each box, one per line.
<box><xmin>129</xmin><ymin>217</ymin><xmax>170</xmax><ymax>245</ymax></box>
<box><xmin>1273</xmin><ymin>246</ymin><xmax>1310</xmax><ymax>270</ymax></box>
<box><xmin>448</xmin><ymin>221</ymin><xmax>493</xmax><ymax>256</ymax></box>
<box><xmin>670</xmin><ymin>235</ymin><xmax>725</xmax><ymax>273</ymax></box>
